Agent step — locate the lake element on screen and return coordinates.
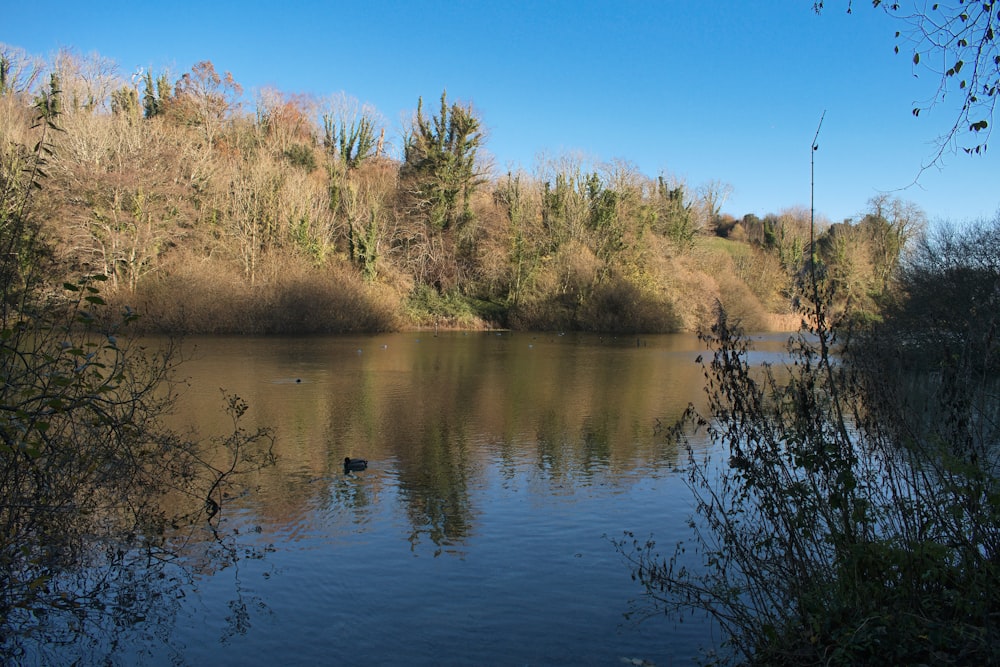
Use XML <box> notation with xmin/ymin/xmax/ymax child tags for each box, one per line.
<box><xmin>40</xmin><ymin>330</ymin><xmax>794</xmax><ymax>665</ymax></box>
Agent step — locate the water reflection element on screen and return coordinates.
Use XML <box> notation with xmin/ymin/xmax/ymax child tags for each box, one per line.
<box><xmin>174</xmin><ymin>332</ymin><xmax>710</xmax><ymax>549</ymax></box>
<box><xmin>104</xmin><ymin>331</ymin><xmax>778</xmax><ymax>665</ymax></box>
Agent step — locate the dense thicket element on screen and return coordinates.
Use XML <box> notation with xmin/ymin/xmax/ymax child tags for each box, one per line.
<box><xmin>862</xmin><ymin>216</ymin><xmax>1000</xmax><ymax>371</ymax></box>
<box><xmin>1</xmin><ymin>44</ymin><xmax>922</xmax><ymax>334</ymax></box>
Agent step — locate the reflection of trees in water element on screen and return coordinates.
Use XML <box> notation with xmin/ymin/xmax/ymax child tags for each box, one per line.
<box><xmin>363</xmin><ymin>336</ymin><xmax>694</xmax><ymax>549</ymax></box>
<box><xmin>536</xmin><ymin>408</ymin><xmax>573</xmax><ymax>476</ymax></box>
<box><xmin>4</xmin><ymin>552</ymin><xmax>184</xmax><ymax>664</ymax></box>
<box><xmin>396</xmin><ymin>420</ymin><xmax>476</xmax><ymax>555</ymax></box>
<box><xmin>535</xmin><ymin>406</ymin><xmax>680</xmax><ymax>483</ymax></box>
<box><xmin>0</xmin><ymin>387</ymin><xmax>276</xmax><ymax>662</ymax></box>
<box><xmin>327</xmin><ymin>473</ymin><xmax>375</xmax><ymax>513</ymax></box>
<box><xmin>312</xmin><ymin>470</ymin><xmax>382</xmax><ymax>538</ymax></box>
<box><xmin>579</xmin><ymin>414</ymin><xmax>614</xmax><ymax>468</ymax></box>
<box><xmin>879</xmin><ymin>371</ymin><xmax>1000</xmax><ymax>467</ymax></box>
<box><xmin>4</xmin><ymin>524</ymin><xmax>272</xmax><ymax>663</ymax></box>
<box><xmin>172</xmin><ymin>334</ymin><xmax>701</xmax><ymax>558</ymax></box>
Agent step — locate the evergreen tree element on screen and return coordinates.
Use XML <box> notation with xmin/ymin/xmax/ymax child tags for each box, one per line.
<box><xmin>111</xmin><ymin>85</ymin><xmax>140</xmax><ymax>119</ymax></box>
<box><xmin>401</xmin><ymin>91</ymin><xmax>483</xmax><ymax>231</ymax></box>
<box><xmin>323</xmin><ymin>113</ymin><xmax>377</xmax><ymax>168</ymax></box>
<box><xmin>34</xmin><ymin>72</ymin><xmax>61</xmax><ymax>118</ymax></box>
<box><xmin>0</xmin><ymin>56</ymin><xmax>9</xmax><ymax>95</ymax></box>
<box><xmin>142</xmin><ymin>71</ymin><xmax>171</xmax><ymax>118</ymax></box>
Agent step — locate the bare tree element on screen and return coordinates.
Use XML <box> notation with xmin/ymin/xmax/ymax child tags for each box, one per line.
<box><xmin>227</xmin><ymin>158</ymin><xmax>283</xmax><ymax>284</ymax></box>
<box><xmin>47</xmin><ymin>107</ymin><xmax>186</xmax><ymax>292</ymax></box>
<box><xmin>255</xmin><ymin>87</ymin><xmax>318</xmax><ymax>154</ymax></box>
<box><xmin>696</xmin><ymin>179</ymin><xmax>734</xmax><ymax>232</ymax></box>
<box><xmin>170</xmin><ymin>61</ymin><xmax>243</xmax><ymax>146</ymax></box>
<box><xmin>816</xmin><ymin>1</ymin><xmax>1000</xmax><ymax>160</ymax></box>
<box><xmin>0</xmin><ymin>43</ymin><xmax>43</xmax><ymax>95</ymax></box>
<box><xmin>50</xmin><ymin>48</ymin><xmax>121</xmax><ymax>113</ymax></box>
<box><xmin>862</xmin><ymin>193</ymin><xmax>926</xmax><ymax>291</ymax></box>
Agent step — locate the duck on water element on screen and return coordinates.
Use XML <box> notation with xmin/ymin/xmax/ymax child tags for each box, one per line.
<box><xmin>344</xmin><ymin>457</ymin><xmax>368</xmax><ymax>472</ymax></box>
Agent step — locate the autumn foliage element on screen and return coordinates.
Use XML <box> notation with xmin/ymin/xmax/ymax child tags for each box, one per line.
<box><xmin>1</xmin><ymin>45</ymin><xmax>914</xmax><ymax>334</ymax></box>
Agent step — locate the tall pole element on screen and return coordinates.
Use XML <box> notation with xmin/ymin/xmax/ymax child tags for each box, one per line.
<box><xmin>810</xmin><ymin>111</ymin><xmax>825</xmax><ymax>282</ymax></box>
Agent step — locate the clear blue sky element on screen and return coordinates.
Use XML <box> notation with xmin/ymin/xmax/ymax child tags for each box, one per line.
<box><xmin>5</xmin><ymin>0</ymin><xmax>998</xmax><ymax>224</ymax></box>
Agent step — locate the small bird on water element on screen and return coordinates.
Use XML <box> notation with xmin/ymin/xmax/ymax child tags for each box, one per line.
<box><xmin>344</xmin><ymin>457</ymin><xmax>368</xmax><ymax>472</ymax></box>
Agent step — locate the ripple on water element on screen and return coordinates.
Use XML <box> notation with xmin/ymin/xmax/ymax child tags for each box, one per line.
<box><xmin>131</xmin><ymin>333</ymin><xmax>725</xmax><ymax>664</ymax></box>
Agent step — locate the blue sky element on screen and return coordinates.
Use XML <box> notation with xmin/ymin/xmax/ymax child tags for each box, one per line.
<box><xmin>5</xmin><ymin>1</ymin><xmax>998</xmax><ymax>224</ymax></box>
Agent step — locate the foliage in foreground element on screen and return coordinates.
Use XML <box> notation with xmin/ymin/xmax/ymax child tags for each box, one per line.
<box><xmin>618</xmin><ymin>251</ymin><xmax>1000</xmax><ymax>664</ymax></box>
<box><xmin>0</xmin><ymin>90</ymin><xmax>275</xmax><ymax>662</ymax></box>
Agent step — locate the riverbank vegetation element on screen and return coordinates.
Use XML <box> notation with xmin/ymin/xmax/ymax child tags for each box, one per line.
<box><xmin>618</xmin><ymin>213</ymin><xmax>1000</xmax><ymax>664</ymax></box>
<box><xmin>0</xmin><ymin>44</ymin><xmax>928</xmax><ymax>334</ymax></box>
<box><xmin>0</xmin><ymin>85</ymin><xmax>275</xmax><ymax>659</ymax></box>
<box><xmin>616</xmin><ymin>6</ymin><xmax>1000</xmax><ymax>646</ymax></box>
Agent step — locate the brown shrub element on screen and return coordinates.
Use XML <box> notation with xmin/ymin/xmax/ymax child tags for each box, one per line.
<box><xmin>635</xmin><ymin>239</ymin><xmax>775</xmax><ymax>332</ymax></box>
<box><xmin>575</xmin><ymin>274</ymin><xmax>681</xmax><ymax>333</ymax></box>
<box><xmin>114</xmin><ymin>252</ymin><xmax>401</xmax><ymax>334</ymax></box>
<box><xmin>507</xmin><ymin>293</ymin><xmax>577</xmax><ymax>331</ymax></box>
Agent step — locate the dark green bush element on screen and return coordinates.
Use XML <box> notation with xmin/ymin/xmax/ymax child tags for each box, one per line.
<box><xmin>283</xmin><ymin>142</ymin><xmax>317</xmax><ymax>172</ymax></box>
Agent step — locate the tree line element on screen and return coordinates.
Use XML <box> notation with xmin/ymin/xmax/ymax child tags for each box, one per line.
<box><xmin>1</xmin><ymin>44</ymin><xmax>926</xmax><ymax>334</ymax></box>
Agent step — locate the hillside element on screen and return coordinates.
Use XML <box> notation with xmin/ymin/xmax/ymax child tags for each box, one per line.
<box><xmin>3</xmin><ymin>50</ymin><xmax>899</xmax><ymax>335</ymax></box>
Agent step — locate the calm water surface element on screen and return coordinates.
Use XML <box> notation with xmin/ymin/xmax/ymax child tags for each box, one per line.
<box><xmin>115</xmin><ymin>331</ymin><xmax>790</xmax><ymax>666</ymax></box>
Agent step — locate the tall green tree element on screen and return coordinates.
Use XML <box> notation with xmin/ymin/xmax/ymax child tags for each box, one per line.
<box><xmin>401</xmin><ymin>91</ymin><xmax>484</xmax><ymax>231</ymax></box>
<box><xmin>141</xmin><ymin>70</ymin><xmax>171</xmax><ymax>119</ymax></box>
<box><xmin>35</xmin><ymin>72</ymin><xmax>62</xmax><ymax>118</ymax></box>
<box><xmin>0</xmin><ymin>55</ymin><xmax>9</xmax><ymax>96</ymax></box>
<box><xmin>319</xmin><ymin>93</ymin><xmax>384</xmax><ymax>170</ymax></box>
<box><xmin>323</xmin><ymin>112</ymin><xmax>378</xmax><ymax>168</ymax></box>
<box><xmin>653</xmin><ymin>177</ymin><xmax>696</xmax><ymax>250</ymax></box>
<box><xmin>110</xmin><ymin>84</ymin><xmax>139</xmax><ymax>119</ymax></box>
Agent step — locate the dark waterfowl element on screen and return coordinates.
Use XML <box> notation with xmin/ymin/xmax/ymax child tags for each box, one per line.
<box><xmin>344</xmin><ymin>457</ymin><xmax>368</xmax><ymax>472</ymax></box>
